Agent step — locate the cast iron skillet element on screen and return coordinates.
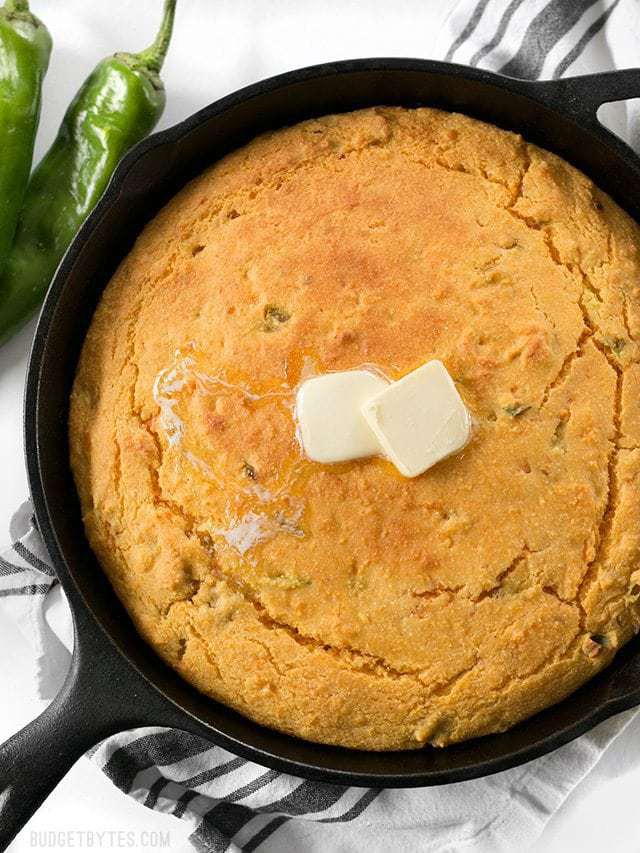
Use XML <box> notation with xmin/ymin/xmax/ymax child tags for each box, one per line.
<box><xmin>1</xmin><ymin>58</ymin><xmax>640</xmax><ymax>848</ymax></box>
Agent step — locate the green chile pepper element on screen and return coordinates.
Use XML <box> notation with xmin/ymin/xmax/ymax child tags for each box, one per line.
<box><xmin>0</xmin><ymin>0</ymin><xmax>51</xmax><ymax>278</ymax></box>
<box><xmin>0</xmin><ymin>0</ymin><xmax>177</xmax><ymax>346</ymax></box>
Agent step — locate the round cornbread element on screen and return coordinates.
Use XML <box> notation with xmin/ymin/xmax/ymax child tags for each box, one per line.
<box><xmin>70</xmin><ymin>107</ymin><xmax>640</xmax><ymax>750</ymax></box>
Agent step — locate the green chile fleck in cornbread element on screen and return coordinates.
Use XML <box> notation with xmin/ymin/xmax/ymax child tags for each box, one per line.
<box><xmin>70</xmin><ymin>107</ymin><xmax>640</xmax><ymax>750</ymax></box>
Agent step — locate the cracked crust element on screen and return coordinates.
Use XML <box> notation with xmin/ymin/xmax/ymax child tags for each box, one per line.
<box><xmin>69</xmin><ymin>107</ymin><xmax>640</xmax><ymax>750</ymax></box>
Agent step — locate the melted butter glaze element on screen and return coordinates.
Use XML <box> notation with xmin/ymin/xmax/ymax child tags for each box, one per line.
<box><xmin>152</xmin><ymin>345</ymin><xmax>405</xmax><ymax>559</ymax></box>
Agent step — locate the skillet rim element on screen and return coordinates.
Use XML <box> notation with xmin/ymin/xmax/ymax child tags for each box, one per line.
<box><xmin>24</xmin><ymin>56</ymin><xmax>640</xmax><ymax>787</ymax></box>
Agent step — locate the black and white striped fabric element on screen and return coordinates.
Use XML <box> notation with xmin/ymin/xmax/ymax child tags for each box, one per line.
<box><xmin>3</xmin><ymin>1</ymin><xmax>640</xmax><ymax>849</ymax></box>
<box><xmin>439</xmin><ymin>0</ymin><xmax>629</xmax><ymax>80</ymax></box>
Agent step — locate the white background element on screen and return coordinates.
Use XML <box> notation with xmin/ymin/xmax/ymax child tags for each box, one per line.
<box><xmin>1</xmin><ymin>1</ymin><xmax>640</xmax><ymax>851</ymax></box>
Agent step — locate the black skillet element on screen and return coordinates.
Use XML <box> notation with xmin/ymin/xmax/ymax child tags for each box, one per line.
<box><xmin>1</xmin><ymin>58</ymin><xmax>640</xmax><ymax>849</ymax></box>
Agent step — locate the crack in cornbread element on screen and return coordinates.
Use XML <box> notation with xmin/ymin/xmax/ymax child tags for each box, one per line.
<box><xmin>70</xmin><ymin>107</ymin><xmax>640</xmax><ymax>749</ymax></box>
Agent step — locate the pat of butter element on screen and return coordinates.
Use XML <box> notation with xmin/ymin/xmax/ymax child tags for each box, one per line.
<box><xmin>361</xmin><ymin>360</ymin><xmax>471</xmax><ymax>478</ymax></box>
<box><xmin>296</xmin><ymin>370</ymin><xmax>388</xmax><ymax>463</ymax></box>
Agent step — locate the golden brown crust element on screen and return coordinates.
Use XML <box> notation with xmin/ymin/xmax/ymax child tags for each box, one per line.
<box><xmin>69</xmin><ymin>107</ymin><xmax>640</xmax><ymax>750</ymax></box>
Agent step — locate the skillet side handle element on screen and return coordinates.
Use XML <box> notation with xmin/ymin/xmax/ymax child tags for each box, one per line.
<box><xmin>530</xmin><ymin>68</ymin><xmax>640</xmax><ymax>130</ymax></box>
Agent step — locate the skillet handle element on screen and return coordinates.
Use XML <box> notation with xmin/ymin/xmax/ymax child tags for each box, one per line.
<box><xmin>530</xmin><ymin>68</ymin><xmax>640</xmax><ymax>130</ymax></box>
<box><xmin>0</xmin><ymin>603</ymin><xmax>186</xmax><ymax>851</ymax></box>
<box><xmin>0</xmin><ymin>644</ymin><xmax>116</xmax><ymax>850</ymax></box>
<box><xmin>0</xmin><ymin>595</ymin><xmax>208</xmax><ymax>849</ymax></box>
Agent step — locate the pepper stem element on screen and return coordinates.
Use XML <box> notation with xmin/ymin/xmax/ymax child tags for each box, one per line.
<box><xmin>135</xmin><ymin>0</ymin><xmax>177</xmax><ymax>74</ymax></box>
<box><xmin>2</xmin><ymin>0</ymin><xmax>30</xmax><ymax>13</ymax></box>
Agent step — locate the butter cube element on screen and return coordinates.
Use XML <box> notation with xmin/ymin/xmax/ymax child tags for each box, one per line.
<box><xmin>361</xmin><ymin>360</ymin><xmax>471</xmax><ymax>477</ymax></box>
<box><xmin>296</xmin><ymin>370</ymin><xmax>388</xmax><ymax>464</ymax></box>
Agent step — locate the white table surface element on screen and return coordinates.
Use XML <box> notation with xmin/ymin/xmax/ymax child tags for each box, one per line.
<box><xmin>1</xmin><ymin>1</ymin><xmax>640</xmax><ymax>850</ymax></box>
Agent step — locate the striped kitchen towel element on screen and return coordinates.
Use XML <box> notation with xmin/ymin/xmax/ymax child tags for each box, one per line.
<box><xmin>3</xmin><ymin>0</ymin><xmax>640</xmax><ymax>849</ymax></box>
